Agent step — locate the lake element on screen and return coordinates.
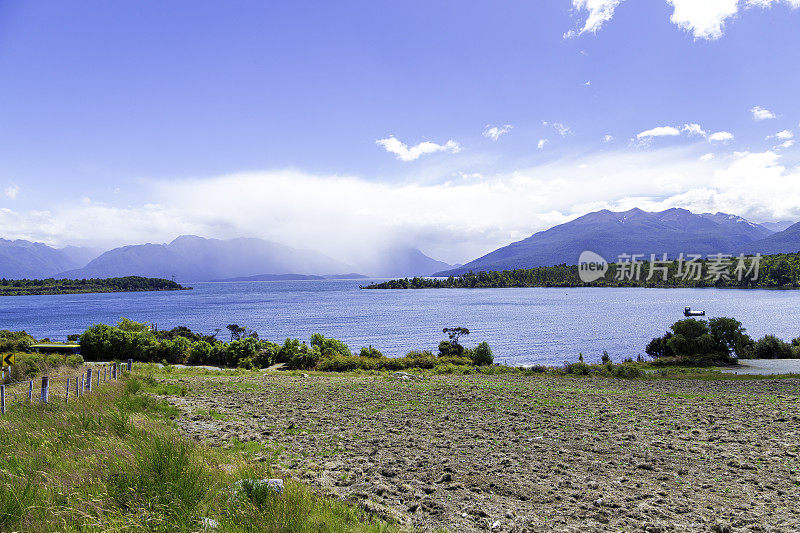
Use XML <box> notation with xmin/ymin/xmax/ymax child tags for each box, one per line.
<box><xmin>2</xmin><ymin>280</ymin><xmax>800</xmax><ymax>366</ymax></box>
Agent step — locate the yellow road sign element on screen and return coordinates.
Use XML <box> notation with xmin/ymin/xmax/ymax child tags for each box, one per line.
<box><xmin>1</xmin><ymin>353</ymin><xmax>14</xmax><ymax>367</ymax></box>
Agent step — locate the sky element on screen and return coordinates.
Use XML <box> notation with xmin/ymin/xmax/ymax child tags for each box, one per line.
<box><xmin>1</xmin><ymin>0</ymin><xmax>799</xmax><ymax>264</ymax></box>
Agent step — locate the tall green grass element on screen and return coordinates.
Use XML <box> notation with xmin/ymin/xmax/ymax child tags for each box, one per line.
<box><xmin>0</xmin><ymin>376</ymin><xmax>398</xmax><ymax>532</ymax></box>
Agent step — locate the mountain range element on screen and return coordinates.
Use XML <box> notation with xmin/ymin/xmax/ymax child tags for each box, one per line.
<box><xmin>0</xmin><ymin>239</ymin><xmax>88</xmax><ymax>279</ymax></box>
<box><xmin>434</xmin><ymin>208</ymin><xmax>799</xmax><ymax>276</ymax></box>
<box><xmin>3</xmin><ymin>209</ymin><xmax>799</xmax><ymax>281</ymax></box>
<box><xmin>0</xmin><ymin>235</ymin><xmax>454</xmax><ymax>281</ymax></box>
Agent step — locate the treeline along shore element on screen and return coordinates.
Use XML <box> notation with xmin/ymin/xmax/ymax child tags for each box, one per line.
<box><xmin>0</xmin><ymin>276</ymin><xmax>189</xmax><ymax>296</ymax></box>
<box><xmin>362</xmin><ymin>251</ymin><xmax>800</xmax><ymax>289</ymax></box>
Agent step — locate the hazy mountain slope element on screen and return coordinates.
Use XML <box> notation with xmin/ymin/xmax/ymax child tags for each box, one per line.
<box><xmin>58</xmin><ymin>245</ymin><xmax>102</xmax><ymax>268</ymax></box>
<box><xmin>761</xmin><ymin>221</ymin><xmax>796</xmax><ymax>233</ymax></box>
<box><xmin>59</xmin><ymin>235</ymin><xmax>354</xmax><ymax>281</ymax></box>
<box><xmin>57</xmin><ymin>243</ymin><xmax>202</xmax><ymax>280</ymax></box>
<box><xmin>434</xmin><ymin>208</ymin><xmax>772</xmax><ymax>276</ymax></box>
<box><xmin>738</xmin><ymin>222</ymin><xmax>800</xmax><ymax>255</ymax></box>
<box><xmin>0</xmin><ymin>239</ymin><xmax>82</xmax><ymax>279</ymax></box>
<box><xmin>357</xmin><ymin>247</ymin><xmax>453</xmax><ymax>277</ymax></box>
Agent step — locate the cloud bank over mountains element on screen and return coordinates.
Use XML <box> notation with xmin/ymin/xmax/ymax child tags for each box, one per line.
<box><xmin>2</xmin><ymin>145</ymin><xmax>798</xmax><ymax>265</ymax></box>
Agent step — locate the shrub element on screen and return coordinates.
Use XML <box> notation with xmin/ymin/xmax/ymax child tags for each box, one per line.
<box><xmin>310</xmin><ymin>333</ymin><xmax>351</xmax><ymax>357</ymax></box>
<box><xmin>315</xmin><ymin>355</ymin><xmax>363</xmax><ymax>372</ymax></box>
<box><xmin>149</xmin><ymin>337</ymin><xmax>192</xmax><ymax>365</ymax></box>
<box><xmin>228</xmin><ymin>338</ymin><xmax>262</xmax><ymax>367</ymax></box>
<box><xmin>282</xmin><ymin>339</ymin><xmax>320</xmax><ymax>370</ymax></box>
<box><xmin>188</xmin><ymin>340</ymin><xmax>213</xmax><ymax>365</ymax></box>
<box><xmin>752</xmin><ymin>335</ymin><xmax>793</xmax><ymax>359</ymax></box>
<box><xmin>609</xmin><ymin>363</ymin><xmax>643</xmax><ymax>379</ymax></box>
<box><xmin>438</xmin><ymin>341</ymin><xmax>464</xmax><ymax>358</ymax></box>
<box><xmin>565</xmin><ymin>361</ymin><xmax>590</xmax><ymax>375</ymax></box>
<box><xmin>359</xmin><ymin>346</ymin><xmax>383</xmax><ymax>358</ymax></box>
<box><xmin>471</xmin><ymin>342</ymin><xmax>493</xmax><ymax>366</ymax></box>
<box><xmin>66</xmin><ymin>354</ymin><xmax>84</xmax><ymax>367</ymax></box>
<box><xmin>0</xmin><ymin>330</ymin><xmax>35</xmax><ymax>353</ymax></box>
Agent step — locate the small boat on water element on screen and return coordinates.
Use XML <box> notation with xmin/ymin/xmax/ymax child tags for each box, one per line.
<box><xmin>684</xmin><ymin>306</ymin><xmax>705</xmax><ymax>317</ymax></box>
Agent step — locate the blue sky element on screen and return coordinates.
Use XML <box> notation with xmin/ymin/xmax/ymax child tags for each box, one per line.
<box><xmin>1</xmin><ymin>1</ymin><xmax>799</xmax><ymax>263</ymax></box>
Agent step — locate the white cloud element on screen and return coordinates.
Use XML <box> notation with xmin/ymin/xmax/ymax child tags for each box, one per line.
<box><xmin>537</xmin><ymin>139</ymin><xmax>549</xmax><ymax>149</ymax></box>
<box><xmin>708</xmin><ymin>131</ymin><xmax>734</xmax><ymax>143</ymax></box>
<box><xmin>751</xmin><ymin>106</ymin><xmax>777</xmax><ymax>121</ymax></box>
<box><xmin>543</xmin><ymin>121</ymin><xmax>573</xmax><ymax>136</ymax></box>
<box><xmin>681</xmin><ymin>123</ymin><xmax>707</xmax><ymax>137</ymax></box>
<box><xmin>636</xmin><ymin>126</ymin><xmax>681</xmax><ymax>139</ymax></box>
<box><xmin>482</xmin><ymin>124</ymin><xmax>513</xmax><ymax>141</ymax></box>
<box><xmin>603</xmin><ymin>135</ymin><xmax>615</xmax><ymax>143</ymax></box>
<box><xmin>570</xmin><ymin>0</ymin><xmax>800</xmax><ymax>40</ymax></box>
<box><xmin>4</xmin><ymin>184</ymin><xmax>19</xmax><ymax>199</ymax></box>
<box><xmin>564</xmin><ymin>0</ymin><xmax>624</xmax><ymax>38</ymax></box>
<box><xmin>767</xmin><ymin>129</ymin><xmax>794</xmax><ymax>140</ymax></box>
<box><xmin>376</xmin><ymin>136</ymin><xmax>461</xmax><ymax>161</ymax></box>
<box><xmin>666</xmin><ymin>0</ymin><xmax>739</xmax><ymax>40</ymax></box>
<box><xmin>699</xmin><ymin>153</ymin><xmax>715</xmax><ymax>161</ymax></box>
<box><xmin>5</xmin><ymin>147</ymin><xmax>800</xmax><ymax>263</ymax></box>
<box><xmin>779</xmin><ymin>140</ymin><xmax>795</xmax><ymax>149</ymax></box>
<box><xmin>584</xmin><ymin>80</ymin><xmax>592</xmax><ymax>86</ymax></box>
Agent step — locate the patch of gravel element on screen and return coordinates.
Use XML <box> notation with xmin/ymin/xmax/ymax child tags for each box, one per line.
<box><xmin>167</xmin><ymin>373</ymin><xmax>800</xmax><ymax>532</ymax></box>
<box><xmin>718</xmin><ymin>359</ymin><xmax>800</xmax><ymax>376</ymax></box>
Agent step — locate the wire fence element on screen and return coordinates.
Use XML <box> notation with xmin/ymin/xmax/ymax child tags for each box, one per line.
<box><xmin>0</xmin><ymin>360</ymin><xmax>133</xmax><ymax>414</ymax></box>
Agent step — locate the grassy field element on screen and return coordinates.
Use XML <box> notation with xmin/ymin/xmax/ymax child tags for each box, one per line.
<box><xmin>0</xmin><ymin>372</ymin><xmax>397</xmax><ymax>532</ymax></box>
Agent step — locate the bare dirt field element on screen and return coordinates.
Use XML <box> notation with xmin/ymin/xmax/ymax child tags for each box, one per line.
<box><xmin>162</xmin><ymin>372</ymin><xmax>800</xmax><ymax>532</ymax></box>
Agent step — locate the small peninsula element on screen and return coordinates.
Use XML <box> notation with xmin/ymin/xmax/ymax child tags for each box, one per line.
<box><xmin>0</xmin><ymin>276</ymin><xmax>190</xmax><ymax>296</ymax></box>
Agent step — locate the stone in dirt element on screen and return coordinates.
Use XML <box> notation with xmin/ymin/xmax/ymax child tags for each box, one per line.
<box><xmin>234</xmin><ymin>478</ymin><xmax>284</xmax><ymax>495</ymax></box>
<box><xmin>392</xmin><ymin>371</ymin><xmax>423</xmax><ymax>381</ymax></box>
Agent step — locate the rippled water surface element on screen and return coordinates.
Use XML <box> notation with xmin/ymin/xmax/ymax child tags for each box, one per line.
<box><xmin>3</xmin><ymin>280</ymin><xmax>800</xmax><ymax>365</ymax></box>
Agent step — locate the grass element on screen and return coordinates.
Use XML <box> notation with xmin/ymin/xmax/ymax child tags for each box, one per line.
<box><xmin>0</xmin><ymin>375</ymin><xmax>399</xmax><ymax>532</ymax></box>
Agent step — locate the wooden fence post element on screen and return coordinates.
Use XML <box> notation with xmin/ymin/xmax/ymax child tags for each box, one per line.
<box><xmin>87</xmin><ymin>367</ymin><xmax>93</xmax><ymax>392</ymax></box>
<box><xmin>41</xmin><ymin>376</ymin><xmax>49</xmax><ymax>403</ymax></box>
<box><xmin>1</xmin><ymin>384</ymin><xmax>5</xmax><ymax>414</ymax></box>
<box><xmin>127</xmin><ymin>359</ymin><xmax>133</xmax><ymax>372</ymax></box>
<box><xmin>76</xmin><ymin>375</ymin><xmax>80</xmax><ymax>397</ymax></box>
<box><xmin>28</xmin><ymin>380</ymin><xmax>33</xmax><ymax>402</ymax></box>
<box><xmin>66</xmin><ymin>377</ymin><xmax>70</xmax><ymax>403</ymax></box>
<box><xmin>104</xmin><ymin>366</ymin><xmax>107</xmax><ymax>382</ymax></box>
<box><xmin>112</xmin><ymin>363</ymin><xmax>117</xmax><ymax>380</ymax></box>
<box><xmin>96</xmin><ymin>368</ymin><xmax>100</xmax><ymax>387</ymax></box>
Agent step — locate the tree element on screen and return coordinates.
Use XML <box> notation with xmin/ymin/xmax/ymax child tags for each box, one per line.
<box><xmin>310</xmin><ymin>333</ymin><xmax>351</xmax><ymax>357</ymax></box>
<box><xmin>708</xmin><ymin>317</ymin><xmax>752</xmax><ymax>358</ymax></box>
<box><xmin>442</xmin><ymin>327</ymin><xmax>470</xmax><ymax>345</ymax></box>
<box><xmin>471</xmin><ymin>342</ymin><xmax>493</xmax><ymax>366</ymax></box>
<box><xmin>752</xmin><ymin>335</ymin><xmax>793</xmax><ymax>359</ymax></box>
<box><xmin>359</xmin><ymin>346</ymin><xmax>383</xmax><ymax>358</ymax></box>
<box><xmin>226</xmin><ymin>324</ymin><xmax>247</xmax><ymax>341</ymax></box>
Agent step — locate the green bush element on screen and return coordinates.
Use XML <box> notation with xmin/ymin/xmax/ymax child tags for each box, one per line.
<box><xmin>359</xmin><ymin>346</ymin><xmax>383</xmax><ymax>358</ymax></box>
<box><xmin>316</xmin><ymin>355</ymin><xmax>364</xmax><ymax>372</ymax></box>
<box><xmin>0</xmin><ymin>330</ymin><xmax>35</xmax><ymax>353</ymax></box>
<box><xmin>282</xmin><ymin>339</ymin><xmax>320</xmax><ymax>370</ymax></box>
<box><xmin>752</xmin><ymin>335</ymin><xmax>794</xmax><ymax>359</ymax></box>
<box><xmin>471</xmin><ymin>342</ymin><xmax>493</xmax><ymax>366</ymax></box>
<box><xmin>565</xmin><ymin>361</ymin><xmax>590</xmax><ymax>375</ymax></box>
<box><xmin>66</xmin><ymin>354</ymin><xmax>84</xmax><ymax>367</ymax></box>
<box><xmin>646</xmin><ymin>317</ymin><xmax>746</xmax><ymax>365</ymax></box>
<box><xmin>310</xmin><ymin>333</ymin><xmax>351</xmax><ymax>357</ymax></box>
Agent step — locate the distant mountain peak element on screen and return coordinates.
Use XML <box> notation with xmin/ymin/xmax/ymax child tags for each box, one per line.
<box><xmin>434</xmin><ymin>207</ymin><xmax>778</xmax><ymax>276</ymax></box>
